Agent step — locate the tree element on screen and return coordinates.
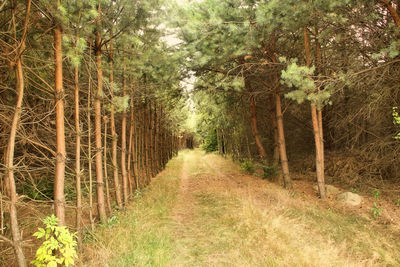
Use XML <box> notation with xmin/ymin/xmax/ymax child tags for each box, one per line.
<box><xmin>2</xmin><ymin>1</ymin><xmax>32</xmax><ymax>265</ymax></box>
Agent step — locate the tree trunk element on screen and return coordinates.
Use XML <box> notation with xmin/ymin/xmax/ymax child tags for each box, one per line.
<box><xmin>121</xmin><ymin>63</ymin><xmax>128</xmax><ymax>203</ymax></box>
<box><xmin>94</xmin><ymin>5</ymin><xmax>107</xmax><ymax>223</ymax></box>
<box><xmin>268</xmin><ymin>96</ymin><xmax>280</xmax><ymax>166</ymax></box>
<box><xmin>304</xmin><ymin>27</ymin><xmax>326</xmax><ymax>198</ymax></box>
<box><xmin>87</xmin><ymin>42</ymin><xmax>95</xmax><ymax>231</ymax></box>
<box><xmin>152</xmin><ymin>102</ymin><xmax>158</xmax><ymax>176</ymax></box>
<box><xmin>109</xmin><ymin>37</ymin><xmax>122</xmax><ymax>209</ymax></box>
<box><xmin>4</xmin><ymin>3</ymin><xmax>32</xmax><ymax>264</ymax></box>
<box><xmin>103</xmin><ymin>116</ymin><xmax>112</xmax><ymax>214</ymax></box>
<box><xmin>127</xmin><ymin>96</ymin><xmax>135</xmax><ymax>195</ymax></box>
<box><xmin>54</xmin><ymin>18</ymin><xmax>66</xmax><ymax>226</ymax></box>
<box><xmin>249</xmin><ymin>93</ymin><xmax>267</xmax><ymax>160</ymax></box>
<box><xmin>275</xmin><ymin>93</ymin><xmax>292</xmax><ymax>189</ymax></box>
<box><xmin>144</xmin><ymin>103</ymin><xmax>150</xmax><ymax>184</ymax></box>
<box><xmin>73</xmin><ymin>64</ymin><xmax>82</xmax><ymax>246</ymax></box>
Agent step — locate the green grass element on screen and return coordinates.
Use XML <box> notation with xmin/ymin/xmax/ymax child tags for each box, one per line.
<box><xmin>83</xmin><ymin>150</ymin><xmax>400</xmax><ymax>267</ymax></box>
<box><xmin>82</xmin><ymin>153</ymin><xmax>185</xmax><ymax>267</ymax></box>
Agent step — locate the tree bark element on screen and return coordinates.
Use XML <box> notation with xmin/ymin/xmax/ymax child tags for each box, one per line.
<box><xmin>109</xmin><ymin>37</ymin><xmax>122</xmax><ymax>208</ymax></box>
<box><xmin>87</xmin><ymin>42</ymin><xmax>95</xmax><ymax>231</ymax></box>
<box><xmin>268</xmin><ymin>95</ymin><xmax>280</xmax><ymax>166</ymax></box>
<box><xmin>249</xmin><ymin>94</ymin><xmax>267</xmax><ymax>160</ymax></box>
<box><xmin>94</xmin><ymin>5</ymin><xmax>107</xmax><ymax>223</ymax></box>
<box><xmin>54</xmin><ymin>15</ymin><xmax>66</xmax><ymax>226</ymax></box>
<box><xmin>73</xmin><ymin>63</ymin><xmax>82</xmax><ymax>246</ymax></box>
<box><xmin>127</xmin><ymin>96</ymin><xmax>135</xmax><ymax>195</ymax></box>
<box><xmin>304</xmin><ymin>27</ymin><xmax>326</xmax><ymax>198</ymax></box>
<box><xmin>121</xmin><ymin>63</ymin><xmax>128</xmax><ymax>203</ymax></box>
<box><xmin>275</xmin><ymin>93</ymin><xmax>292</xmax><ymax>189</ymax></box>
<box><xmin>4</xmin><ymin>2</ymin><xmax>32</xmax><ymax>264</ymax></box>
<box><xmin>103</xmin><ymin>116</ymin><xmax>112</xmax><ymax>214</ymax></box>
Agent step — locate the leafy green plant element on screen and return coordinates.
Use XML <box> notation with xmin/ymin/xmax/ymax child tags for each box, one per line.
<box><xmin>395</xmin><ymin>198</ymin><xmax>400</xmax><ymax>206</ymax></box>
<box><xmin>32</xmin><ymin>215</ymin><xmax>77</xmax><ymax>267</ymax></box>
<box><xmin>259</xmin><ymin>163</ymin><xmax>278</xmax><ymax>179</ymax></box>
<box><xmin>240</xmin><ymin>159</ymin><xmax>255</xmax><ymax>174</ymax></box>
<box><xmin>371</xmin><ymin>189</ymin><xmax>381</xmax><ymax>200</ymax></box>
<box><xmin>371</xmin><ymin>202</ymin><xmax>382</xmax><ymax>219</ymax></box>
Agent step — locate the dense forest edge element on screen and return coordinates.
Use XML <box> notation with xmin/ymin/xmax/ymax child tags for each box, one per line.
<box><xmin>0</xmin><ymin>0</ymin><xmax>400</xmax><ymax>265</ymax></box>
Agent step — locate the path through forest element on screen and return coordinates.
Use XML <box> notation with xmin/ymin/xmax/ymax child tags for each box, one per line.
<box><xmin>83</xmin><ymin>150</ymin><xmax>400</xmax><ymax>266</ymax></box>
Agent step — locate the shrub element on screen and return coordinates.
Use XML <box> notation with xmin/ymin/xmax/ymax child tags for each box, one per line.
<box><xmin>32</xmin><ymin>215</ymin><xmax>77</xmax><ymax>267</ymax></box>
<box><xmin>259</xmin><ymin>163</ymin><xmax>278</xmax><ymax>179</ymax></box>
<box><xmin>371</xmin><ymin>202</ymin><xmax>382</xmax><ymax>219</ymax></box>
<box><xmin>240</xmin><ymin>159</ymin><xmax>255</xmax><ymax>174</ymax></box>
<box><xmin>201</xmin><ymin>130</ymin><xmax>218</xmax><ymax>153</ymax></box>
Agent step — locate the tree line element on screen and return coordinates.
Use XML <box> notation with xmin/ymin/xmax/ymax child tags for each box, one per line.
<box><xmin>177</xmin><ymin>0</ymin><xmax>400</xmax><ymax>198</ymax></box>
<box><xmin>0</xmin><ymin>0</ymin><xmax>187</xmax><ymax>265</ymax></box>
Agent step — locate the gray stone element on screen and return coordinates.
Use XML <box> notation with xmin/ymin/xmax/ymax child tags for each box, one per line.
<box><xmin>313</xmin><ymin>184</ymin><xmax>341</xmax><ymax>196</ymax></box>
<box><xmin>337</xmin><ymin>192</ymin><xmax>363</xmax><ymax>206</ymax></box>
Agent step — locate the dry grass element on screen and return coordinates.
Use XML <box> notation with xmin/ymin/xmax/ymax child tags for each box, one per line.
<box><xmin>82</xmin><ymin>150</ymin><xmax>400</xmax><ymax>266</ymax></box>
<box><xmin>81</xmin><ymin>152</ymin><xmax>185</xmax><ymax>267</ymax></box>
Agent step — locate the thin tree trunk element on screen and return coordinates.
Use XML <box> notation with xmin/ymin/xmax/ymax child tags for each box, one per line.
<box><xmin>6</xmin><ymin>48</ymin><xmax>27</xmax><ymax>267</ymax></box>
<box><xmin>73</xmin><ymin>64</ymin><xmax>82</xmax><ymax>246</ymax></box>
<box><xmin>152</xmin><ymin>102</ymin><xmax>158</xmax><ymax>176</ymax></box>
<box><xmin>127</xmin><ymin>97</ymin><xmax>134</xmax><ymax>195</ymax></box>
<box><xmin>54</xmin><ymin>12</ymin><xmax>66</xmax><ymax>226</ymax></box>
<box><xmin>245</xmin><ymin>77</ymin><xmax>267</xmax><ymax>160</ymax></box>
<box><xmin>121</xmin><ymin>62</ymin><xmax>128</xmax><ymax>204</ymax></box>
<box><xmin>275</xmin><ymin>93</ymin><xmax>292</xmax><ymax>189</ymax></box>
<box><xmin>94</xmin><ymin>5</ymin><xmax>107</xmax><ymax>223</ymax></box>
<box><xmin>4</xmin><ymin>2</ymin><xmax>32</xmax><ymax>264</ymax></box>
<box><xmin>87</xmin><ymin>42</ymin><xmax>95</xmax><ymax>231</ymax></box>
<box><xmin>249</xmin><ymin>94</ymin><xmax>267</xmax><ymax>160</ymax></box>
<box><xmin>315</xmin><ymin>31</ymin><xmax>325</xmax><ymax>191</ymax></box>
<box><xmin>109</xmin><ymin>37</ymin><xmax>122</xmax><ymax>209</ymax></box>
<box><xmin>144</xmin><ymin>103</ymin><xmax>150</xmax><ymax>184</ymax></box>
<box><xmin>268</xmin><ymin>96</ymin><xmax>280</xmax><ymax>166</ymax></box>
<box><xmin>304</xmin><ymin>27</ymin><xmax>326</xmax><ymax>198</ymax></box>
<box><xmin>103</xmin><ymin>116</ymin><xmax>112</xmax><ymax>214</ymax></box>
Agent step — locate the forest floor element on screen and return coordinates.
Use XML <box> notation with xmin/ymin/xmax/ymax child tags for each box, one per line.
<box><xmin>82</xmin><ymin>149</ymin><xmax>400</xmax><ymax>267</ymax></box>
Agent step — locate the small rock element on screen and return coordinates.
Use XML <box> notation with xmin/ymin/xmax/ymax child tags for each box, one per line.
<box><xmin>313</xmin><ymin>184</ymin><xmax>341</xmax><ymax>196</ymax></box>
<box><xmin>337</xmin><ymin>192</ymin><xmax>363</xmax><ymax>206</ymax></box>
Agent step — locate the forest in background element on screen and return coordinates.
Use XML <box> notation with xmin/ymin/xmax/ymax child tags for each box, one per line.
<box><xmin>0</xmin><ymin>0</ymin><xmax>400</xmax><ymax>266</ymax></box>
<box><xmin>181</xmin><ymin>0</ymin><xmax>400</xmax><ymax>195</ymax></box>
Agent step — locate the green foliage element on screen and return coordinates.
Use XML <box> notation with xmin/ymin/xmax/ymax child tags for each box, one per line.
<box><xmin>395</xmin><ymin>198</ymin><xmax>400</xmax><ymax>206</ymax></box>
<box><xmin>393</xmin><ymin>107</ymin><xmax>400</xmax><ymax>140</ymax></box>
<box><xmin>32</xmin><ymin>215</ymin><xmax>78</xmax><ymax>267</ymax></box>
<box><xmin>21</xmin><ymin>176</ymin><xmax>53</xmax><ymax>201</ymax></box>
<box><xmin>112</xmin><ymin>95</ymin><xmax>131</xmax><ymax>113</ymax></box>
<box><xmin>282</xmin><ymin>62</ymin><xmax>332</xmax><ymax>109</ymax></box>
<box><xmin>371</xmin><ymin>202</ymin><xmax>382</xmax><ymax>219</ymax></box>
<box><xmin>371</xmin><ymin>189</ymin><xmax>381</xmax><ymax>200</ymax></box>
<box><xmin>100</xmin><ymin>215</ymin><xmax>119</xmax><ymax>228</ymax></box>
<box><xmin>372</xmin><ymin>40</ymin><xmax>400</xmax><ymax>59</ymax></box>
<box><xmin>201</xmin><ymin>130</ymin><xmax>218</xmax><ymax>153</ymax></box>
<box><xmin>21</xmin><ymin>176</ymin><xmax>80</xmax><ymax>201</ymax></box>
<box><xmin>240</xmin><ymin>159</ymin><xmax>255</xmax><ymax>174</ymax></box>
<box><xmin>258</xmin><ymin>163</ymin><xmax>278</xmax><ymax>179</ymax></box>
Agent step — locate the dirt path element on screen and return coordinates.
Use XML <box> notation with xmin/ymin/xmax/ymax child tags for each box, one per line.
<box><xmin>169</xmin><ymin>150</ymin><xmax>400</xmax><ymax>267</ymax></box>
<box><xmin>84</xmin><ymin>150</ymin><xmax>400</xmax><ymax>267</ymax></box>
